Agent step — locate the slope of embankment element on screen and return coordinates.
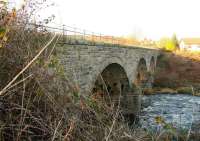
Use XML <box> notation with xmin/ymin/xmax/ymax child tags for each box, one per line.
<box><xmin>153</xmin><ymin>51</ymin><xmax>200</xmax><ymax>95</ymax></box>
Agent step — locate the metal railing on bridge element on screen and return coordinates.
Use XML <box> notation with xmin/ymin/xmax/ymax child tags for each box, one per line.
<box><xmin>12</xmin><ymin>21</ymin><xmax>157</xmax><ymax>49</ymax></box>
<box><xmin>14</xmin><ymin>22</ymin><xmax>131</xmax><ymax>47</ymax></box>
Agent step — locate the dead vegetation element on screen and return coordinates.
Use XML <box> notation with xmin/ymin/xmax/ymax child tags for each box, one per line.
<box><xmin>1</xmin><ymin>1</ymin><xmax>200</xmax><ymax>141</ymax></box>
<box><xmin>0</xmin><ymin>1</ymin><xmax>150</xmax><ymax>140</ymax></box>
<box><xmin>154</xmin><ymin>51</ymin><xmax>200</xmax><ymax>94</ymax></box>
<box><xmin>0</xmin><ymin>25</ymin><xmax>150</xmax><ymax>139</ymax></box>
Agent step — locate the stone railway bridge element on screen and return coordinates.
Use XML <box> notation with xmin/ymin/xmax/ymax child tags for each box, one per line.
<box><xmin>56</xmin><ymin>44</ymin><xmax>160</xmax><ymax>117</ymax></box>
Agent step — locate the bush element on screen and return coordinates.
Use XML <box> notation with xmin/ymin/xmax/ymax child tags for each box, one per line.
<box><xmin>177</xmin><ymin>87</ymin><xmax>193</xmax><ymax>94</ymax></box>
<box><xmin>0</xmin><ymin>1</ymin><xmax>150</xmax><ymax>141</ymax></box>
<box><xmin>143</xmin><ymin>88</ymin><xmax>154</xmax><ymax>95</ymax></box>
<box><xmin>158</xmin><ymin>35</ymin><xmax>179</xmax><ymax>51</ymax></box>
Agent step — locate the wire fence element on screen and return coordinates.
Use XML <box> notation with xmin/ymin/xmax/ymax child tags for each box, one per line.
<box><xmin>3</xmin><ymin>1</ymin><xmax>124</xmax><ymax>46</ymax></box>
<box><xmin>36</xmin><ymin>23</ymin><xmax>158</xmax><ymax>49</ymax></box>
<box><xmin>41</xmin><ymin>23</ymin><xmax>126</xmax><ymax>46</ymax></box>
<box><xmin>3</xmin><ymin>1</ymin><xmax>157</xmax><ymax>49</ymax></box>
<box><xmin>14</xmin><ymin>22</ymin><xmax>141</xmax><ymax>47</ymax></box>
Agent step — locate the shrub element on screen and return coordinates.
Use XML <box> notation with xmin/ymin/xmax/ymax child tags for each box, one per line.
<box><xmin>0</xmin><ymin>1</ymin><xmax>149</xmax><ymax>141</ymax></box>
<box><xmin>177</xmin><ymin>87</ymin><xmax>193</xmax><ymax>94</ymax></box>
<box><xmin>143</xmin><ymin>88</ymin><xmax>154</xmax><ymax>95</ymax></box>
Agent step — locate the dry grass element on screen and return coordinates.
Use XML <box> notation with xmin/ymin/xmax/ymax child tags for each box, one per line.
<box><xmin>175</xmin><ymin>50</ymin><xmax>200</xmax><ymax>62</ymax></box>
<box><xmin>154</xmin><ymin>51</ymin><xmax>200</xmax><ymax>92</ymax></box>
<box><xmin>1</xmin><ymin>1</ymin><xmax>200</xmax><ymax>141</ymax></box>
<box><xmin>1</xmin><ymin>27</ymin><xmax>198</xmax><ymax>141</ymax></box>
<box><xmin>0</xmin><ymin>20</ymin><xmax>192</xmax><ymax>141</ymax></box>
<box><xmin>1</xmin><ymin>6</ymin><xmax>150</xmax><ymax>140</ymax></box>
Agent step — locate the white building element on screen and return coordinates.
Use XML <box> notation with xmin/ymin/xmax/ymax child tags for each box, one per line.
<box><xmin>180</xmin><ymin>38</ymin><xmax>200</xmax><ymax>51</ymax></box>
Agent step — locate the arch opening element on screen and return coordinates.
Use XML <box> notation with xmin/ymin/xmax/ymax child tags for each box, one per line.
<box><xmin>92</xmin><ymin>63</ymin><xmax>143</xmax><ymax>121</ymax></box>
<box><xmin>134</xmin><ymin>58</ymin><xmax>149</xmax><ymax>88</ymax></box>
<box><xmin>92</xmin><ymin>63</ymin><xmax>129</xmax><ymax>103</ymax></box>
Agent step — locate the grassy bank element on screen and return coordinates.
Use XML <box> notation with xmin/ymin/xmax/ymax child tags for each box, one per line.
<box><xmin>144</xmin><ymin>87</ymin><xmax>198</xmax><ymax>95</ymax></box>
<box><xmin>150</xmin><ymin>51</ymin><xmax>200</xmax><ymax>95</ymax></box>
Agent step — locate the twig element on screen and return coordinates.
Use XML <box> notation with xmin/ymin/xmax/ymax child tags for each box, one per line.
<box><xmin>3</xmin><ymin>74</ymin><xmax>33</xmax><ymax>93</ymax></box>
<box><xmin>105</xmin><ymin>87</ymin><xmax>122</xmax><ymax>141</ymax></box>
<box><xmin>64</xmin><ymin>119</ymin><xmax>75</xmax><ymax>141</ymax></box>
<box><xmin>0</xmin><ymin>33</ymin><xmax>57</xmax><ymax>96</ymax></box>
<box><xmin>51</xmin><ymin>114</ymin><xmax>64</xmax><ymax>141</ymax></box>
<box><xmin>186</xmin><ymin>86</ymin><xmax>195</xmax><ymax>141</ymax></box>
<box><xmin>99</xmin><ymin>74</ymin><xmax>112</xmax><ymax>104</ymax></box>
<box><xmin>17</xmin><ymin>73</ymin><xmax>26</xmax><ymax>141</ymax></box>
<box><xmin>48</xmin><ymin>34</ymin><xmax>61</xmax><ymax>59</ymax></box>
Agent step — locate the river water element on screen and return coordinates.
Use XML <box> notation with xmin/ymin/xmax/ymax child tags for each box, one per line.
<box><xmin>140</xmin><ymin>94</ymin><xmax>200</xmax><ymax>131</ymax></box>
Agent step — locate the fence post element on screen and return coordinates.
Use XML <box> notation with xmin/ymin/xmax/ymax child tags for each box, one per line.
<box><xmin>74</xmin><ymin>27</ymin><xmax>77</xmax><ymax>44</ymax></box>
<box><xmin>62</xmin><ymin>24</ymin><xmax>65</xmax><ymax>43</ymax></box>
<box><xmin>112</xmin><ymin>36</ymin><xmax>114</xmax><ymax>45</ymax></box>
<box><xmin>65</xmin><ymin>26</ymin><xmax>68</xmax><ymax>43</ymax></box>
<box><xmin>92</xmin><ymin>32</ymin><xmax>94</xmax><ymax>45</ymax></box>
<box><xmin>83</xmin><ymin>30</ymin><xmax>86</xmax><ymax>44</ymax></box>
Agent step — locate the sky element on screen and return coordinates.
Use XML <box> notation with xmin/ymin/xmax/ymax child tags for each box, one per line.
<box><xmin>11</xmin><ymin>0</ymin><xmax>200</xmax><ymax>40</ymax></box>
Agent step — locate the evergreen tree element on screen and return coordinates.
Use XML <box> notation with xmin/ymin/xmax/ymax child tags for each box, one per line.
<box><xmin>172</xmin><ymin>33</ymin><xmax>179</xmax><ymax>50</ymax></box>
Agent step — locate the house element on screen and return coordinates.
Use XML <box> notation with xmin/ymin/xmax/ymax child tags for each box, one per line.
<box><xmin>180</xmin><ymin>38</ymin><xmax>200</xmax><ymax>51</ymax></box>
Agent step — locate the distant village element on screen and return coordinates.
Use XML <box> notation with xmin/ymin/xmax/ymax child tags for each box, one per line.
<box><xmin>124</xmin><ymin>37</ymin><xmax>200</xmax><ymax>52</ymax></box>
<box><xmin>179</xmin><ymin>38</ymin><xmax>200</xmax><ymax>51</ymax></box>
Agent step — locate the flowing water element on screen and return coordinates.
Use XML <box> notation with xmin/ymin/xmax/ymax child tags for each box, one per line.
<box><xmin>140</xmin><ymin>94</ymin><xmax>200</xmax><ymax>131</ymax></box>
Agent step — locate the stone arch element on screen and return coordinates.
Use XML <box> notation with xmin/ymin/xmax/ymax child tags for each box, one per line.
<box><xmin>91</xmin><ymin>62</ymin><xmax>130</xmax><ymax>98</ymax></box>
<box><xmin>89</xmin><ymin>57</ymin><xmax>128</xmax><ymax>91</ymax></box>
<box><xmin>150</xmin><ymin>56</ymin><xmax>156</xmax><ymax>73</ymax></box>
<box><xmin>133</xmin><ymin>58</ymin><xmax>149</xmax><ymax>88</ymax></box>
<box><xmin>91</xmin><ymin>60</ymin><xmax>142</xmax><ymax>117</ymax></box>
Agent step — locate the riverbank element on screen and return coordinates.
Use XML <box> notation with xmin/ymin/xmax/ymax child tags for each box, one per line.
<box><xmin>146</xmin><ymin>51</ymin><xmax>200</xmax><ymax>95</ymax></box>
<box><xmin>144</xmin><ymin>87</ymin><xmax>200</xmax><ymax>96</ymax></box>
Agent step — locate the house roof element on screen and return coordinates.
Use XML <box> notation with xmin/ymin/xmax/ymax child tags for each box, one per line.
<box><xmin>181</xmin><ymin>38</ymin><xmax>200</xmax><ymax>45</ymax></box>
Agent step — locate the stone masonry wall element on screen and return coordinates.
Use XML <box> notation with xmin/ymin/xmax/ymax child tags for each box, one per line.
<box><xmin>56</xmin><ymin>44</ymin><xmax>159</xmax><ymax>114</ymax></box>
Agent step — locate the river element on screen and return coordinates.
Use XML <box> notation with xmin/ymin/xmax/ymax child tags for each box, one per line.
<box><xmin>140</xmin><ymin>94</ymin><xmax>200</xmax><ymax>132</ymax></box>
